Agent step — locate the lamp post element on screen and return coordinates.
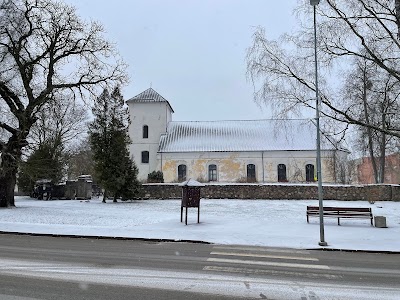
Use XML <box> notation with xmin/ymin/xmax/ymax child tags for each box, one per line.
<box><xmin>310</xmin><ymin>0</ymin><xmax>327</xmax><ymax>246</ymax></box>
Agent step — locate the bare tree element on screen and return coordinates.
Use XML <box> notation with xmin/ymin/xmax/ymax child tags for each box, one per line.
<box><xmin>343</xmin><ymin>55</ymin><xmax>400</xmax><ymax>183</ymax></box>
<box><xmin>246</xmin><ymin>0</ymin><xmax>400</xmax><ymax>139</ymax></box>
<box><xmin>28</xmin><ymin>93</ymin><xmax>89</xmax><ymax>152</ymax></box>
<box><xmin>324</xmin><ymin>150</ymin><xmax>355</xmax><ymax>184</ymax></box>
<box><xmin>18</xmin><ymin>94</ymin><xmax>90</xmax><ymax>190</ymax></box>
<box><xmin>0</xmin><ymin>0</ymin><xmax>127</xmax><ymax>207</ymax></box>
<box><xmin>66</xmin><ymin>137</ymin><xmax>94</xmax><ymax>181</ymax></box>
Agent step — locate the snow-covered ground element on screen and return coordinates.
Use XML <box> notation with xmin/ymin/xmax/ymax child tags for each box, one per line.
<box><xmin>1</xmin><ymin>196</ymin><xmax>399</xmax><ymax>252</ymax></box>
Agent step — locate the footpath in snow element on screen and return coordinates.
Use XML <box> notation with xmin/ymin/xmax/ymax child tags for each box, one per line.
<box><xmin>0</xmin><ymin>196</ymin><xmax>399</xmax><ymax>252</ymax></box>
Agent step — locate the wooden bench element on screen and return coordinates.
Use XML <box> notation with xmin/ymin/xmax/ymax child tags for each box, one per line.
<box><xmin>306</xmin><ymin>206</ymin><xmax>373</xmax><ymax>226</ymax></box>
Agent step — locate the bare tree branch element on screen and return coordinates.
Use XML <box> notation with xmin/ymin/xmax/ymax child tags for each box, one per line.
<box><xmin>0</xmin><ymin>0</ymin><xmax>128</xmax><ymax>207</ymax></box>
<box><xmin>246</xmin><ymin>1</ymin><xmax>400</xmax><ymax>140</ymax></box>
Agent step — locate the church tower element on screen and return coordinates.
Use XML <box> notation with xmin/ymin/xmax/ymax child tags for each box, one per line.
<box><xmin>126</xmin><ymin>88</ymin><xmax>174</xmax><ymax>181</ymax></box>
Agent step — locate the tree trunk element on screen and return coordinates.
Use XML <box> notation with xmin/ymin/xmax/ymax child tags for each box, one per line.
<box><xmin>379</xmin><ymin>140</ymin><xmax>386</xmax><ymax>183</ymax></box>
<box><xmin>361</xmin><ymin>66</ymin><xmax>379</xmax><ymax>183</ymax></box>
<box><xmin>102</xmin><ymin>189</ymin><xmax>107</xmax><ymax>203</ymax></box>
<box><xmin>0</xmin><ymin>122</ymin><xmax>32</xmax><ymax>207</ymax></box>
<box><xmin>396</xmin><ymin>0</ymin><xmax>400</xmax><ymax>39</ymax></box>
<box><xmin>379</xmin><ymin>113</ymin><xmax>387</xmax><ymax>183</ymax></box>
<box><xmin>0</xmin><ymin>159</ymin><xmax>17</xmax><ymax>208</ymax></box>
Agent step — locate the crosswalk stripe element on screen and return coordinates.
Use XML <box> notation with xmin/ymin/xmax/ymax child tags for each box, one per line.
<box><xmin>210</xmin><ymin>251</ymin><xmax>319</xmax><ymax>262</ymax></box>
<box><xmin>212</xmin><ymin>245</ymin><xmax>311</xmax><ymax>254</ymax></box>
<box><xmin>203</xmin><ymin>266</ymin><xmax>339</xmax><ymax>279</ymax></box>
<box><xmin>207</xmin><ymin>257</ymin><xmax>330</xmax><ymax>270</ymax></box>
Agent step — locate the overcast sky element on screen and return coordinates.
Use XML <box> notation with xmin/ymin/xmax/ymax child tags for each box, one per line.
<box><xmin>64</xmin><ymin>0</ymin><xmax>300</xmax><ymax>121</ymax></box>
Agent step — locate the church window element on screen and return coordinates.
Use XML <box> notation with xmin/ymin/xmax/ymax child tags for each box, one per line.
<box><xmin>141</xmin><ymin>151</ymin><xmax>149</xmax><ymax>164</ymax></box>
<box><xmin>278</xmin><ymin>164</ymin><xmax>287</xmax><ymax>182</ymax></box>
<box><xmin>208</xmin><ymin>164</ymin><xmax>217</xmax><ymax>181</ymax></box>
<box><xmin>247</xmin><ymin>164</ymin><xmax>256</xmax><ymax>182</ymax></box>
<box><xmin>306</xmin><ymin>164</ymin><xmax>315</xmax><ymax>182</ymax></box>
<box><xmin>178</xmin><ymin>164</ymin><xmax>187</xmax><ymax>181</ymax></box>
<box><xmin>143</xmin><ymin>125</ymin><xmax>148</xmax><ymax>139</ymax></box>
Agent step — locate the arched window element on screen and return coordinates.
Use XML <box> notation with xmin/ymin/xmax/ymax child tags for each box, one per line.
<box><xmin>306</xmin><ymin>164</ymin><xmax>315</xmax><ymax>182</ymax></box>
<box><xmin>208</xmin><ymin>164</ymin><xmax>217</xmax><ymax>181</ymax></box>
<box><xmin>143</xmin><ymin>125</ymin><xmax>148</xmax><ymax>139</ymax></box>
<box><xmin>278</xmin><ymin>164</ymin><xmax>287</xmax><ymax>182</ymax></box>
<box><xmin>247</xmin><ymin>164</ymin><xmax>256</xmax><ymax>182</ymax></box>
<box><xmin>141</xmin><ymin>151</ymin><xmax>149</xmax><ymax>164</ymax></box>
<box><xmin>178</xmin><ymin>164</ymin><xmax>187</xmax><ymax>181</ymax></box>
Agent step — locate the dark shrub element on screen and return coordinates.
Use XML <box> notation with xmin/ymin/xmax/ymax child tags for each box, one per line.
<box><xmin>147</xmin><ymin>171</ymin><xmax>164</xmax><ymax>183</ymax></box>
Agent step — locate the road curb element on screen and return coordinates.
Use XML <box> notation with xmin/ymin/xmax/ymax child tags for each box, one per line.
<box><xmin>1</xmin><ymin>231</ymin><xmax>399</xmax><ymax>253</ymax></box>
<box><xmin>307</xmin><ymin>247</ymin><xmax>400</xmax><ymax>254</ymax></box>
<box><xmin>0</xmin><ymin>230</ymin><xmax>211</xmax><ymax>244</ymax></box>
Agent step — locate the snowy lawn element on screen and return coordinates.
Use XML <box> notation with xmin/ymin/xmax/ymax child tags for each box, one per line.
<box><xmin>0</xmin><ymin>196</ymin><xmax>399</xmax><ymax>252</ymax></box>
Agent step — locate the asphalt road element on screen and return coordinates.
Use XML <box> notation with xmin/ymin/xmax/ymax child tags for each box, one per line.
<box><xmin>0</xmin><ymin>234</ymin><xmax>399</xmax><ymax>299</ymax></box>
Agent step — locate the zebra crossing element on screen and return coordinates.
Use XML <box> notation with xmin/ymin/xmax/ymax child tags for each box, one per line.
<box><xmin>203</xmin><ymin>245</ymin><xmax>339</xmax><ymax>279</ymax></box>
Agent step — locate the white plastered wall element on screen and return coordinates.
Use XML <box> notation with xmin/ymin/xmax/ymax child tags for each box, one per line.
<box><xmin>127</xmin><ymin>101</ymin><xmax>172</xmax><ymax>181</ymax></box>
<box><xmin>157</xmin><ymin>150</ymin><xmax>342</xmax><ymax>183</ymax></box>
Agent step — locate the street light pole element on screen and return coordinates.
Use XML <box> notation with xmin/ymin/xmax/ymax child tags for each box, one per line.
<box><xmin>310</xmin><ymin>0</ymin><xmax>327</xmax><ymax>247</ymax></box>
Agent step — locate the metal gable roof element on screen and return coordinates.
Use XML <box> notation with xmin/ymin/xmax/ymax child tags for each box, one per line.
<box><xmin>158</xmin><ymin>119</ymin><xmax>342</xmax><ymax>153</ymax></box>
<box><xmin>126</xmin><ymin>88</ymin><xmax>174</xmax><ymax>112</ymax></box>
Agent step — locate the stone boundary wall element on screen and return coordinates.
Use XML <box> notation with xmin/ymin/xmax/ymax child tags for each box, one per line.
<box><xmin>140</xmin><ymin>183</ymin><xmax>400</xmax><ymax>201</ymax></box>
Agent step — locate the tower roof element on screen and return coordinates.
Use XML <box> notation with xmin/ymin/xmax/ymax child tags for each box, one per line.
<box><xmin>126</xmin><ymin>88</ymin><xmax>174</xmax><ymax>112</ymax></box>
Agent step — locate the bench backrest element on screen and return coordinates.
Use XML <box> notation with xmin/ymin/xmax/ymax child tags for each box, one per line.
<box><xmin>307</xmin><ymin>206</ymin><xmax>371</xmax><ymax>213</ymax></box>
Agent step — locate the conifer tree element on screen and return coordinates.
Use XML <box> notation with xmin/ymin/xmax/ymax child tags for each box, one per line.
<box><xmin>18</xmin><ymin>140</ymin><xmax>64</xmax><ymax>193</ymax></box>
<box><xmin>89</xmin><ymin>87</ymin><xmax>139</xmax><ymax>202</ymax></box>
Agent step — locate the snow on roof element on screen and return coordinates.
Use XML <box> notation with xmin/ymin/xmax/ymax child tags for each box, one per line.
<box><xmin>159</xmin><ymin>119</ymin><xmax>343</xmax><ymax>153</ymax></box>
<box><xmin>126</xmin><ymin>88</ymin><xmax>174</xmax><ymax>113</ymax></box>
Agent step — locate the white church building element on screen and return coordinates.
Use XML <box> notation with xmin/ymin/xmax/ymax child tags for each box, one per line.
<box><xmin>126</xmin><ymin>88</ymin><xmax>349</xmax><ymax>183</ymax></box>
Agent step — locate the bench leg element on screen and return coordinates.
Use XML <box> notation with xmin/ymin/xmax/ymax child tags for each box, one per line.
<box><xmin>181</xmin><ymin>206</ymin><xmax>183</xmax><ymax>222</ymax></box>
<box><xmin>338</xmin><ymin>217</ymin><xmax>340</xmax><ymax>226</ymax></box>
<box><xmin>371</xmin><ymin>217</ymin><xmax>373</xmax><ymax>226</ymax></box>
<box><xmin>185</xmin><ymin>207</ymin><xmax>188</xmax><ymax>225</ymax></box>
<box><xmin>307</xmin><ymin>215</ymin><xmax>309</xmax><ymax>223</ymax></box>
<box><xmin>197</xmin><ymin>206</ymin><xmax>200</xmax><ymax>223</ymax></box>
